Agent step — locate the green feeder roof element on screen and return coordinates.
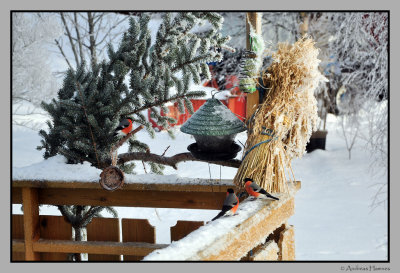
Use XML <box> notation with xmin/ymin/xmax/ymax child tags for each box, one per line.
<box><xmin>180</xmin><ymin>98</ymin><xmax>247</xmax><ymax>136</ymax></box>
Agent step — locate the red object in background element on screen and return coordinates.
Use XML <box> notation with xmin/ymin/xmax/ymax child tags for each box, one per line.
<box><xmin>225</xmin><ymin>75</ymin><xmax>241</xmax><ymax>96</ymax></box>
<box><xmin>148</xmin><ymin>95</ymin><xmax>246</xmax><ymax>130</ymax></box>
<box><xmin>148</xmin><ymin>67</ymin><xmax>247</xmax><ymax>130</ymax></box>
<box><xmin>228</xmin><ymin>95</ymin><xmax>246</xmax><ymax>121</ymax></box>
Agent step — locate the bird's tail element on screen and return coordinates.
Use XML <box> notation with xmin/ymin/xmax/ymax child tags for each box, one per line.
<box><xmin>265</xmin><ymin>194</ymin><xmax>279</xmax><ymax>200</ymax></box>
<box><xmin>211</xmin><ymin>211</ymin><xmax>225</xmax><ymax>221</ymax></box>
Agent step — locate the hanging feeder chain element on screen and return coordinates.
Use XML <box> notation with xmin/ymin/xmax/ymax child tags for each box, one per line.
<box><xmin>211</xmin><ymin>89</ymin><xmax>222</xmax><ymax>99</ymax></box>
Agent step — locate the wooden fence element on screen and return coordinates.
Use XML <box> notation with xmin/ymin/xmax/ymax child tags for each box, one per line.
<box><xmin>11</xmin><ymin>179</ymin><xmax>300</xmax><ymax>261</ymax></box>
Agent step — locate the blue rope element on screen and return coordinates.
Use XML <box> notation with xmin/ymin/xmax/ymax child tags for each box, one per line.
<box><xmin>242</xmin><ymin>136</ymin><xmax>277</xmax><ymax>161</ymax></box>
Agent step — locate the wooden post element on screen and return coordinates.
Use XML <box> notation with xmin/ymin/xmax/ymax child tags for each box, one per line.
<box><xmin>300</xmin><ymin>12</ymin><xmax>309</xmax><ymax>36</ymax></box>
<box><xmin>22</xmin><ymin>188</ymin><xmax>40</xmax><ymax>261</ymax></box>
<box><xmin>278</xmin><ymin>225</ymin><xmax>295</xmax><ymax>260</ymax></box>
<box><xmin>245</xmin><ymin>12</ymin><xmax>262</xmax><ymax>120</ymax></box>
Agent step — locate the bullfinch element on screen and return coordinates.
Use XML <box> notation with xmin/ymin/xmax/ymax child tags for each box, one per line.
<box><xmin>244</xmin><ymin>178</ymin><xmax>279</xmax><ymax>200</ymax></box>
<box><xmin>212</xmin><ymin>188</ymin><xmax>239</xmax><ymax>221</ymax></box>
<box><xmin>113</xmin><ymin>118</ymin><xmax>133</xmax><ymax>137</ymax></box>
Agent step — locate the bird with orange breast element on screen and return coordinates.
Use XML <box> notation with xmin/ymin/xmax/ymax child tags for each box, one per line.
<box><xmin>212</xmin><ymin>188</ymin><xmax>239</xmax><ymax>221</ymax></box>
<box><xmin>244</xmin><ymin>178</ymin><xmax>279</xmax><ymax>201</ymax></box>
<box><xmin>113</xmin><ymin>118</ymin><xmax>133</xmax><ymax>137</ymax></box>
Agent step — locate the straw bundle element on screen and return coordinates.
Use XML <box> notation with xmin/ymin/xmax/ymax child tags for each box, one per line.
<box><xmin>234</xmin><ymin>36</ymin><xmax>327</xmax><ymax>192</ymax></box>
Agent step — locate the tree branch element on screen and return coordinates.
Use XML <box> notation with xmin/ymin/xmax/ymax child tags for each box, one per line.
<box><xmin>117</xmin><ymin>151</ymin><xmax>242</xmax><ymax>170</ymax></box>
<box><xmin>95</xmin><ymin>16</ymin><xmax>129</xmax><ymax>47</ymax></box>
<box><xmin>55</xmin><ymin>39</ymin><xmax>74</xmax><ymax>71</ymax></box>
<box><xmin>60</xmin><ymin>13</ymin><xmax>80</xmax><ymax>67</ymax></box>
<box><xmin>111</xmin><ymin>125</ymin><xmax>144</xmax><ymax>154</ymax></box>
<box><xmin>74</xmin><ymin>13</ymin><xmax>85</xmax><ymax>63</ymax></box>
<box><xmin>87</xmin><ymin>12</ymin><xmax>97</xmax><ymax>69</ymax></box>
<box><xmin>120</xmin><ymin>93</ymin><xmax>191</xmax><ymax>117</ymax></box>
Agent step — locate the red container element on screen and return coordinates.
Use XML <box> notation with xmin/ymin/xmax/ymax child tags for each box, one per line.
<box><xmin>228</xmin><ymin>95</ymin><xmax>246</xmax><ymax>121</ymax></box>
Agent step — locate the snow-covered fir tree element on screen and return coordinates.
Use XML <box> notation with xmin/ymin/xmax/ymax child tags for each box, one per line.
<box><xmin>38</xmin><ymin>12</ymin><xmax>230</xmax><ymax>172</ymax></box>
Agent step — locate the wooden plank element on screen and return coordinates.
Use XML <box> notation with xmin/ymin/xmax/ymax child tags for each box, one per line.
<box><xmin>278</xmin><ymin>225</ymin><xmax>295</xmax><ymax>261</ymax></box>
<box><xmin>22</xmin><ymin>188</ymin><xmax>40</xmax><ymax>261</ymax></box>
<box><xmin>11</xmin><ymin>215</ymin><xmax>25</xmax><ymax>261</ymax></box>
<box><xmin>171</xmin><ymin>221</ymin><xmax>204</xmax><ymax>242</ymax></box>
<box><xmin>12</xmin><ymin>239</ymin><xmax>25</xmax><ymax>252</ymax></box>
<box><xmin>39</xmin><ymin>215</ymin><xmax>72</xmax><ymax>261</ymax></box>
<box><xmin>251</xmin><ymin>240</ymin><xmax>279</xmax><ymax>261</ymax></box>
<box><xmin>122</xmin><ymin>219</ymin><xmax>155</xmax><ymax>261</ymax></box>
<box><xmin>33</xmin><ymin>188</ymin><xmax>227</xmax><ymax>210</ymax></box>
<box><xmin>12</xmin><ymin>179</ymin><xmax>233</xmax><ymax>192</ymax></box>
<box><xmin>12</xmin><ymin>180</ymin><xmax>233</xmax><ymax>209</ymax></box>
<box><xmin>87</xmin><ymin>217</ymin><xmax>120</xmax><ymax>261</ymax></box>
<box><xmin>32</xmin><ymin>239</ymin><xmax>168</xmax><ymax>256</ymax></box>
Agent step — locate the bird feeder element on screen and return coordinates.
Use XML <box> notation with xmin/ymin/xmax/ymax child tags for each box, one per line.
<box><xmin>180</xmin><ymin>95</ymin><xmax>247</xmax><ymax>161</ymax></box>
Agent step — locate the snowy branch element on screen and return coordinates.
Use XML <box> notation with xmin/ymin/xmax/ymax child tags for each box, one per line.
<box><xmin>117</xmin><ymin>152</ymin><xmax>241</xmax><ymax>170</ymax></box>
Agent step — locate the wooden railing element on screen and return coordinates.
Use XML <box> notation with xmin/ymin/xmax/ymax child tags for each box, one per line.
<box><xmin>11</xmin><ymin>179</ymin><xmax>300</xmax><ymax>261</ymax></box>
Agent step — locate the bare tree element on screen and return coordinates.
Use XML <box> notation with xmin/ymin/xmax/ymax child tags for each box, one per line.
<box><xmin>12</xmin><ymin>13</ymin><xmax>63</xmax><ymax>129</ymax></box>
<box><xmin>54</xmin><ymin>12</ymin><xmax>130</xmax><ymax>71</ymax></box>
<box><xmin>330</xmin><ymin>12</ymin><xmax>388</xmax><ymax>166</ymax></box>
<box><xmin>319</xmin><ymin>12</ymin><xmax>388</xmax><ymax>211</ymax></box>
<box><xmin>219</xmin><ymin>12</ymin><xmax>300</xmax><ymax>49</ymax></box>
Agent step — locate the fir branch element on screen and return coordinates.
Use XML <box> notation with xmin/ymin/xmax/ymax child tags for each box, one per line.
<box><xmin>121</xmin><ymin>93</ymin><xmax>196</xmax><ymax>117</ymax></box>
<box><xmin>80</xmin><ymin>206</ymin><xmax>105</xmax><ymax>227</ymax></box>
<box><xmin>171</xmin><ymin>55</ymin><xmax>208</xmax><ymax>73</ymax></box>
<box><xmin>75</xmin><ymin>80</ymin><xmax>102</xmax><ymax>168</ymax></box>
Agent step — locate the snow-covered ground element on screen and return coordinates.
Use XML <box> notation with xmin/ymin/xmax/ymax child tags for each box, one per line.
<box><xmin>12</xmin><ymin>113</ymin><xmax>388</xmax><ymax>261</ymax></box>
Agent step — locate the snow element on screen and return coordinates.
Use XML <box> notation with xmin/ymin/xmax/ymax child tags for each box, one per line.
<box><xmin>189</xmin><ymin>84</ymin><xmax>231</xmax><ymax>100</ymax></box>
<box><xmin>12</xmin><ymin>154</ymin><xmax>234</xmax><ymax>186</ymax></box>
<box><xmin>12</xmin><ymin>112</ymin><xmax>387</xmax><ymax>261</ymax></box>
<box><xmin>213</xmin><ymin>103</ymin><xmax>241</xmax><ymax>123</ymax></box>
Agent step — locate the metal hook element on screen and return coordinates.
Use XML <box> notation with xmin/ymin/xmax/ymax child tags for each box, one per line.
<box><xmin>211</xmin><ymin>89</ymin><xmax>221</xmax><ymax>99</ymax></box>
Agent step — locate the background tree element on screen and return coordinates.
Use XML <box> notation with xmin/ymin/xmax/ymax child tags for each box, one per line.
<box><xmin>220</xmin><ymin>12</ymin><xmax>300</xmax><ymax>49</ymax></box>
<box><xmin>12</xmin><ymin>13</ymin><xmax>63</xmax><ymax>129</ymax></box>
<box><xmin>54</xmin><ymin>12</ymin><xmax>131</xmax><ymax>71</ymax></box>
<box><xmin>330</xmin><ymin>12</ymin><xmax>388</xmax><ymax>208</ymax></box>
<box><xmin>37</xmin><ymin>12</ymin><xmax>230</xmax><ymax>260</ymax></box>
<box><xmin>306</xmin><ymin>12</ymin><xmax>388</xmax><ymax>208</ymax></box>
